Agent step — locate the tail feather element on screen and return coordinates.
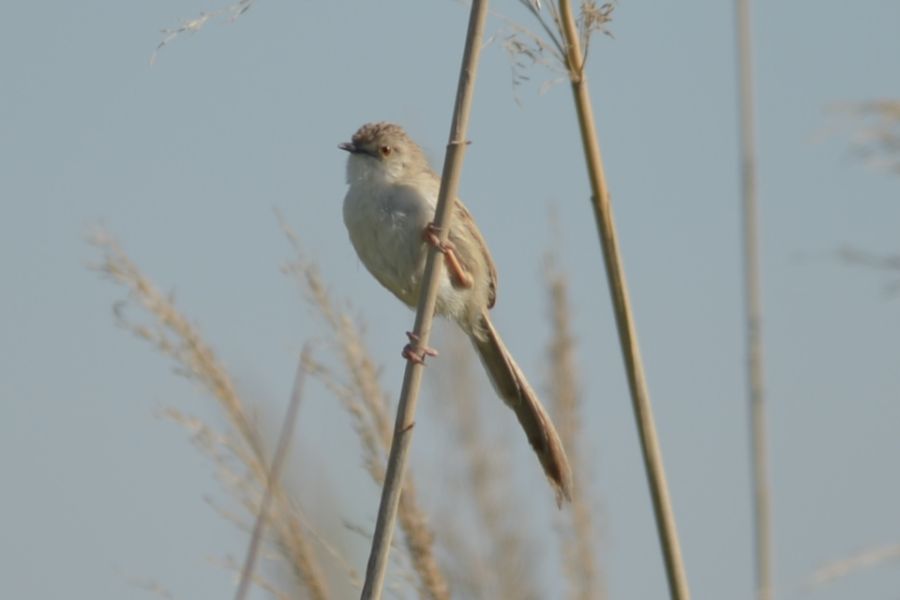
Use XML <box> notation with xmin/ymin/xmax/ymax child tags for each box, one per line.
<box><xmin>471</xmin><ymin>313</ymin><xmax>573</xmax><ymax>504</ymax></box>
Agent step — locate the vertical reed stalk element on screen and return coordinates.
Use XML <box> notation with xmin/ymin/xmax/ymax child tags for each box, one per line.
<box><xmin>359</xmin><ymin>1</ymin><xmax>490</xmax><ymax>598</ymax></box>
<box><xmin>735</xmin><ymin>1</ymin><xmax>771</xmax><ymax>599</ymax></box>
<box><xmin>234</xmin><ymin>350</ymin><xmax>308</xmax><ymax>600</ymax></box>
<box><xmin>555</xmin><ymin>2</ymin><xmax>690</xmax><ymax>598</ymax></box>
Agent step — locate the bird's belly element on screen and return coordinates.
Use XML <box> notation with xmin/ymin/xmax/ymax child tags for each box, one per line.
<box><xmin>344</xmin><ymin>190</ymin><xmax>430</xmax><ymax>306</ymax></box>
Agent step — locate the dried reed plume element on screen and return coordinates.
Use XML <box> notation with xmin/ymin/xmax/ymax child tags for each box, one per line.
<box><xmin>544</xmin><ymin>254</ymin><xmax>604</xmax><ymax>600</ymax></box>
<box><xmin>496</xmin><ymin>1</ymin><xmax>613</xmax><ymax>97</ymax></box>
<box><xmin>836</xmin><ymin>99</ymin><xmax>900</xmax><ymax>173</ymax></box>
<box><xmin>431</xmin><ymin>329</ymin><xmax>539</xmax><ymax>599</ymax></box>
<box><xmin>278</xmin><ymin>216</ymin><xmax>450</xmax><ymax>600</ymax></box>
<box><xmin>89</xmin><ymin>228</ymin><xmax>329</xmax><ymax>600</ymax></box>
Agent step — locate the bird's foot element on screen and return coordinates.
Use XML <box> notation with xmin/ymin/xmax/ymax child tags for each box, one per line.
<box><xmin>401</xmin><ymin>331</ymin><xmax>438</xmax><ymax>365</ymax></box>
<box><xmin>422</xmin><ymin>223</ymin><xmax>474</xmax><ymax>289</ymax></box>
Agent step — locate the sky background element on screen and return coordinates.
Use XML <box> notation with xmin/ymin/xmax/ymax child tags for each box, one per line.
<box><xmin>2</xmin><ymin>1</ymin><xmax>899</xmax><ymax>599</ymax></box>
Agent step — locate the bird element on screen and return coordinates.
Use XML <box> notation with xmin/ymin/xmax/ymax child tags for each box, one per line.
<box><xmin>340</xmin><ymin>122</ymin><xmax>572</xmax><ymax>503</ymax></box>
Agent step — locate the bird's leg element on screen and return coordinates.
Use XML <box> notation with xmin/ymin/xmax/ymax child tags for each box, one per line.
<box><xmin>401</xmin><ymin>331</ymin><xmax>438</xmax><ymax>365</ymax></box>
<box><xmin>422</xmin><ymin>223</ymin><xmax>474</xmax><ymax>289</ymax></box>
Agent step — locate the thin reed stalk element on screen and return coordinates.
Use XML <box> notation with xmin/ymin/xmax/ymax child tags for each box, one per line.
<box><xmin>735</xmin><ymin>1</ymin><xmax>772</xmax><ymax>599</ymax></box>
<box><xmin>554</xmin><ymin>1</ymin><xmax>691</xmax><ymax>598</ymax></box>
<box><xmin>234</xmin><ymin>349</ymin><xmax>309</xmax><ymax>600</ymax></box>
<box><xmin>360</xmin><ymin>2</ymin><xmax>491</xmax><ymax>598</ymax></box>
<box><xmin>805</xmin><ymin>544</ymin><xmax>900</xmax><ymax>589</ymax></box>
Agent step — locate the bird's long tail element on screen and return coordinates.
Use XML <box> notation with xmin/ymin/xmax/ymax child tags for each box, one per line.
<box><xmin>470</xmin><ymin>313</ymin><xmax>573</xmax><ymax>505</ymax></box>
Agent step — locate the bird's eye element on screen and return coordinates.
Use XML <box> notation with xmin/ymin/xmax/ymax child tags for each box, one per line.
<box><xmin>380</xmin><ymin>145</ymin><xmax>392</xmax><ymax>157</ymax></box>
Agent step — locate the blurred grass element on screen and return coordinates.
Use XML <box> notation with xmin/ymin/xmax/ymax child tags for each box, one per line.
<box><xmin>90</xmin><ymin>218</ymin><xmax>605</xmax><ymax>599</ymax></box>
<box><xmin>544</xmin><ymin>252</ymin><xmax>604</xmax><ymax>600</ymax></box>
<box><xmin>91</xmin><ymin>229</ymin><xmax>329</xmax><ymax>600</ymax></box>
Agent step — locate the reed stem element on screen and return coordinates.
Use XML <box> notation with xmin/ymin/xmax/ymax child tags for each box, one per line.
<box><xmin>555</xmin><ymin>2</ymin><xmax>690</xmax><ymax>598</ymax></box>
<box><xmin>735</xmin><ymin>1</ymin><xmax>771</xmax><ymax>598</ymax></box>
<box><xmin>359</xmin><ymin>2</ymin><xmax>490</xmax><ymax>598</ymax></box>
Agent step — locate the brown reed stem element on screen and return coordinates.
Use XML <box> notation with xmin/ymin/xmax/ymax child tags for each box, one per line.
<box><xmin>359</xmin><ymin>1</ymin><xmax>490</xmax><ymax>598</ymax></box>
<box><xmin>735</xmin><ymin>1</ymin><xmax>771</xmax><ymax>599</ymax></box>
<box><xmin>555</xmin><ymin>2</ymin><xmax>690</xmax><ymax>598</ymax></box>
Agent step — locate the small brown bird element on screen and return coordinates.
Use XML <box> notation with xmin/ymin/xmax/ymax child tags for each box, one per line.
<box><xmin>340</xmin><ymin>122</ymin><xmax>572</xmax><ymax>503</ymax></box>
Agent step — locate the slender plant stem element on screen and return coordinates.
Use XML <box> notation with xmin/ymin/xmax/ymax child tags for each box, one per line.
<box><xmin>233</xmin><ymin>349</ymin><xmax>309</xmax><ymax>600</ymax></box>
<box><xmin>358</xmin><ymin>2</ymin><xmax>490</xmax><ymax>598</ymax></box>
<box><xmin>735</xmin><ymin>1</ymin><xmax>771</xmax><ymax>599</ymax></box>
<box><xmin>555</xmin><ymin>2</ymin><xmax>690</xmax><ymax>599</ymax></box>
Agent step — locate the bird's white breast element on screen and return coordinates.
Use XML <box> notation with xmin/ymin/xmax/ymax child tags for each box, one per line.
<box><xmin>342</xmin><ymin>155</ymin><xmax>474</xmax><ymax>322</ymax></box>
<box><xmin>343</xmin><ymin>171</ymin><xmax>437</xmax><ymax>306</ymax></box>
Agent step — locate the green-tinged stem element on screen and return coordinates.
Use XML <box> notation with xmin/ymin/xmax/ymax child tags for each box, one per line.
<box><xmin>556</xmin><ymin>2</ymin><xmax>690</xmax><ymax>599</ymax></box>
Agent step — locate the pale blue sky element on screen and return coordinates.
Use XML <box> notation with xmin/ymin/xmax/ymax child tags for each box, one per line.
<box><xmin>2</xmin><ymin>1</ymin><xmax>899</xmax><ymax>599</ymax></box>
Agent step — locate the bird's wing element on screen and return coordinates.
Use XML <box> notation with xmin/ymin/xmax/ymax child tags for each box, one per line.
<box><xmin>453</xmin><ymin>199</ymin><xmax>498</xmax><ymax>309</ymax></box>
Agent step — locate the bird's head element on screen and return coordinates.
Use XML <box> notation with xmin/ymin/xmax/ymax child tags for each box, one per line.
<box><xmin>340</xmin><ymin>122</ymin><xmax>428</xmax><ymax>184</ymax></box>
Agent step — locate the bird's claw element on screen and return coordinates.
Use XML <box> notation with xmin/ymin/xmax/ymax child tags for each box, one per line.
<box><xmin>422</xmin><ymin>223</ymin><xmax>473</xmax><ymax>289</ymax></box>
<box><xmin>422</xmin><ymin>223</ymin><xmax>454</xmax><ymax>253</ymax></box>
<box><xmin>401</xmin><ymin>331</ymin><xmax>438</xmax><ymax>365</ymax></box>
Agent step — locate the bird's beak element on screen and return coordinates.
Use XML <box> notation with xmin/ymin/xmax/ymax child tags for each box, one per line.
<box><xmin>338</xmin><ymin>141</ymin><xmax>357</xmax><ymax>153</ymax></box>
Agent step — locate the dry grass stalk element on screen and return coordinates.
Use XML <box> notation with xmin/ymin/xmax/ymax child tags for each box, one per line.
<box><xmin>151</xmin><ymin>0</ymin><xmax>256</xmax><ymax>65</ymax></box>
<box><xmin>831</xmin><ymin>102</ymin><xmax>900</xmax><ymax>293</ymax></box>
<box><xmin>735</xmin><ymin>1</ymin><xmax>772</xmax><ymax>599</ymax></box>
<box><xmin>357</xmin><ymin>2</ymin><xmax>491</xmax><ymax>598</ymax></box>
<box><xmin>279</xmin><ymin>218</ymin><xmax>449</xmax><ymax>600</ymax></box>
<box><xmin>836</xmin><ymin>245</ymin><xmax>900</xmax><ymax>296</ymax></box>
<box><xmin>90</xmin><ymin>229</ymin><xmax>329</xmax><ymax>600</ymax></box>
<box><xmin>510</xmin><ymin>2</ymin><xmax>691</xmax><ymax>598</ymax></box>
<box><xmin>234</xmin><ymin>349</ymin><xmax>310</xmax><ymax>600</ymax></box>
<box><xmin>838</xmin><ymin>100</ymin><xmax>900</xmax><ymax>173</ymax></box>
<box><xmin>838</xmin><ymin>246</ymin><xmax>900</xmax><ymax>272</ymax></box>
<box><xmin>804</xmin><ymin>543</ymin><xmax>900</xmax><ymax>588</ymax></box>
<box><xmin>544</xmin><ymin>257</ymin><xmax>603</xmax><ymax>600</ymax></box>
<box><xmin>494</xmin><ymin>2</ymin><xmax>613</xmax><ymax>97</ymax></box>
<box><xmin>216</xmin><ymin>556</ymin><xmax>294</xmax><ymax>600</ymax></box>
<box><xmin>125</xmin><ymin>576</ymin><xmax>175</xmax><ymax>600</ymax></box>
